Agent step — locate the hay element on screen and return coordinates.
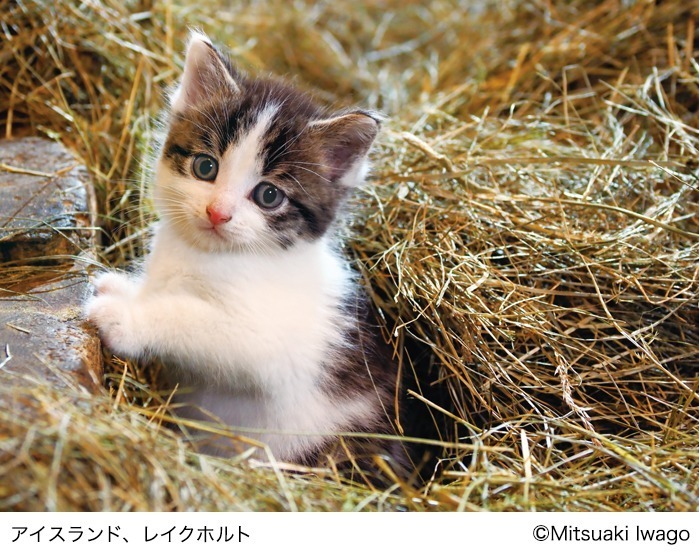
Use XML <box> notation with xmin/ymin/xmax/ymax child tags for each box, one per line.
<box><xmin>0</xmin><ymin>375</ymin><xmax>404</xmax><ymax>511</ymax></box>
<box><xmin>1</xmin><ymin>0</ymin><xmax>698</xmax><ymax>510</ymax></box>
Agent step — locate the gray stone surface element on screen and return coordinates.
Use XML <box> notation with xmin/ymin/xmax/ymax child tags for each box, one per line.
<box><xmin>0</xmin><ymin>137</ymin><xmax>95</xmax><ymax>260</ymax></box>
<box><xmin>0</xmin><ymin>137</ymin><xmax>102</xmax><ymax>392</ymax></box>
<box><xmin>0</xmin><ymin>269</ymin><xmax>103</xmax><ymax>392</ymax></box>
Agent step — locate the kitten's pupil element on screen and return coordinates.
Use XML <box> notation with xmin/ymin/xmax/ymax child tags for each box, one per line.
<box><xmin>192</xmin><ymin>154</ymin><xmax>218</xmax><ymax>181</ymax></box>
<box><xmin>253</xmin><ymin>182</ymin><xmax>285</xmax><ymax>209</ymax></box>
<box><xmin>262</xmin><ymin>186</ymin><xmax>278</xmax><ymax>205</ymax></box>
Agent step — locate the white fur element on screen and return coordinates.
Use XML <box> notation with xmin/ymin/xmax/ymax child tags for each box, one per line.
<box><xmin>88</xmin><ymin>224</ymin><xmax>377</xmax><ymax>460</ymax></box>
<box><xmin>86</xmin><ymin>106</ymin><xmax>378</xmax><ymax>461</ymax></box>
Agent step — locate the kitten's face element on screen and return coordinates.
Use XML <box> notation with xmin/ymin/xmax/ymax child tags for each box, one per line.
<box><xmin>155</xmin><ymin>33</ymin><xmax>379</xmax><ymax>254</ymax></box>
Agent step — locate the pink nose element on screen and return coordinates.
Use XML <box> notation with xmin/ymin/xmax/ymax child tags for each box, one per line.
<box><xmin>206</xmin><ymin>205</ymin><xmax>232</xmax><ymax>226</ymax></box>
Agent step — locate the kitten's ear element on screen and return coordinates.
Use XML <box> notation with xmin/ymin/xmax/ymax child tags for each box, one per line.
<box><xmin>170</xmin><ymin>31</ymin><xmax>241</xmax><ymax>112</ymax></box>
<box><xmin>307</xmin><ymin>110</ymin><xmax>382</xmax><ymax>184</ymax></box>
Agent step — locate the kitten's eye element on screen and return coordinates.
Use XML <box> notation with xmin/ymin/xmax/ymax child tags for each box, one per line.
<box><xmin>192</xmin><ymin>154</ymin><xmax>218</xmax><ymax>181</ymax></box>
<box><xmin>252</xmin><ymin>182</ymin><xmax>285</xmax><ymax>209</ymax></box>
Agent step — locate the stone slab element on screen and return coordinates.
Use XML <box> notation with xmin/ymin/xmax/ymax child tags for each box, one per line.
<box><xmin>0</xmin><ymin>138</ymin><xmax>102</xmax><ymax>392</ymax></box>
<box><xmin>0</xmin><ymin>268</ymin><xmax>103</xmax><ymax>392</ymax></box>
<box><xmin>0</xmin><ymin>137</ymin><xmax>95</xmax><ymax>260</ymax></box>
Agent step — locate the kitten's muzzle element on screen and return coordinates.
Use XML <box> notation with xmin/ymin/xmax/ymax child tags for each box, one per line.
<box><xmin>206</xmin><ymin>205</ymin><xmax>233</xmax><ymax>226</ymax></box>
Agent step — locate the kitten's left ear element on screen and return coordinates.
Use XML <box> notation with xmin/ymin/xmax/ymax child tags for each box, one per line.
<box><xmin>307</xmin><ymin>110</ymin><xmax>382</xmax><ymax>184</ymax></box>
<box><xmin>170</xmin><ymin>31</ymin><xmax>241</xmax><ymax>112</ymax></box>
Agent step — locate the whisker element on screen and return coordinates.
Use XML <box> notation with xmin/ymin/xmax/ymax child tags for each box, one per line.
<box><xmin>266</xmin><ymin>128</ymin><xmax>306</xmax><ymax>166</ymax></box>
<box><xmin>286</xmin><ymin>164</ymin><xmax>332</xmax><ymax>183</ymax></box>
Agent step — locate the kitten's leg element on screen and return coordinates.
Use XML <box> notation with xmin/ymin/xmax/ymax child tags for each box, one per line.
<box><xmin>85</xmin><ymin>291</ymin><xmax>230</xmax><ymax>363</ymax></box>
<box><xmin>85</xmin><ymin>271</ymin><xmax>143</xmax><ymax>356</ymax></box>
<box><xmin>93</xmin><ymin>271</ymin><xmax>140</xmax><ymax>297</ymax></box>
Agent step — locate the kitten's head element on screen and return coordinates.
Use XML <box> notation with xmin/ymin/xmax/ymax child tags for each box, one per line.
<box><xmin>155</xmin><ymin>31</ymin><xmax>380</xmax><ymax>253</ymax></box>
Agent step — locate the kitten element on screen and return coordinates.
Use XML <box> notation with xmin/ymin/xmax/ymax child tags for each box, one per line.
<box><xmin>85</xmin><ymin>31</ymin><xmax>407</xmax><ymax>474</ymax></box>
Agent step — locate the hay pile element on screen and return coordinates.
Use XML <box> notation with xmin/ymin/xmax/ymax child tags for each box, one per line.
<box><xmin>1</xmin><ymin>0</ymin><xmax>697</xmax><ymax>510</ymax></box>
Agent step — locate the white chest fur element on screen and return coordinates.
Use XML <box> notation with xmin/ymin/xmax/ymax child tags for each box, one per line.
<box><xmin>148</xmin><ymin>225</ymin><xmax>349</xmax><ymax>374</ymax></box>
<box><xmin>103</xmin><ymin>224</ymin><xmax>378</xmax><ymax>460</ymax></box>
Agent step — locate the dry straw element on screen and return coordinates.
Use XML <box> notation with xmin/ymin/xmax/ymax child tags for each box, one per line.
<box><xmin>0</xmin><ymin>0</ymin><xmax>697</xmax><ymax>510</ymax></box>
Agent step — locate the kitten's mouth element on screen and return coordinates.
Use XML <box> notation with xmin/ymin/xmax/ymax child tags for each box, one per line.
<box><xmin>200</xmin><ymin>224</ymin><xmax>248</xmax><ymax>249</ymax></box>
<box><xmin>202</xmin><ymin>224</ymin><xmax>227</xmax><ymax>239</ymax></box>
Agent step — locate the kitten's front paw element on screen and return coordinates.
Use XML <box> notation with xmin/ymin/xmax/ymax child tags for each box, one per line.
<box><xmin>93</xmin><ymin>271</ymin><xmax>139</xmax><ymax>297</ymax></box>
<box><xmin>84</xmin><ymin>294</ymin><xmax>144</xmax><ymax>359</ymax></box>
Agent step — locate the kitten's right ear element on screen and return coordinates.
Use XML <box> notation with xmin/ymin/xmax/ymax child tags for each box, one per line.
<box><xmin>306</xmin><ymin>110</ymin><xmax>382</xmax><ymax>184</ymax></box>
<box><xmin>169</xmin><ymin>31</ymin><xmax>241</xmax><ymax>112</ymax></box>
